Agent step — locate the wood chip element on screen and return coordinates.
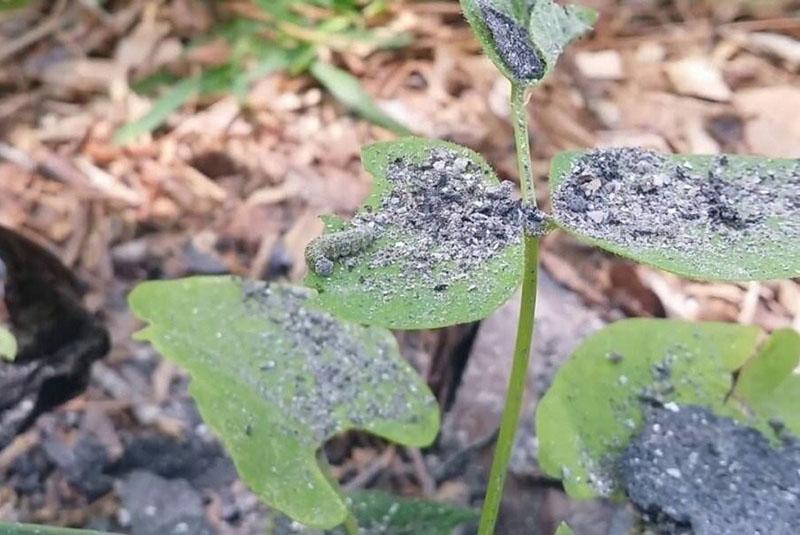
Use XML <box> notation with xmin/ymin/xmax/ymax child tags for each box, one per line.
<box><xmin>743</xmin><ymin>32</ymin><xmax>800</xmax><ymax>70</ymax></box>
<box><xmin>734</xmin><ymin>85</ymin><xmax>800</xmax><ymax>157</ymax></box>
<box><xmin>666</xmin><ymin>57</ymin><xmax>732</xmax><ymax>102</ymax></box>
<box><xmin>574</xmin><ymin>50</ymin><xmax>625</xmax><ymax>80</ymax></box>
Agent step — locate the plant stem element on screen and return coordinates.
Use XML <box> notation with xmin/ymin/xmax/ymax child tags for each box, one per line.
<box><xmin>510</xmin><ymin>84</ymin><xmax>536</xmax><ymax>205</ymax></box>
<box><xmin>477</xmin><ymin>83</ymin><xmax>540</xmax><ymax>534</ymax></box>
<box><xmin>343</xmin><ymin>512</ymin><xmax>359</xmax><ymax>535</ymax></box>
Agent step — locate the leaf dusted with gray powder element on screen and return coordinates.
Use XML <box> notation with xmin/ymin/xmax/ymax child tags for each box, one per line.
<box><xmin>550</xmin><ymin>148</ymin><xmax>800</xmax><ymax>281</ymax></box>
<box><xmin>620</xmin><ymin>405</ymin><xmax>800</xmax><ymax>535</ymax></box>
<box><xmin>460</xmin><ymin>0</ymin><xmax>596</xmax><ymax>85</ymax></box>
<box><xmin>536</xmin><ymin>319</ymin><xmax>762</xmax><ymax>499</ymax></box>
<box><xmin>477</xmin><ymin>1</ymin><xmax>544</xmax><ymax>82</ymax></box>
<box><xmin>128</xmin><ymin>277</ymin><xmax>439</xmax><ymax>529</ymax></box>
<box><xmin>305</xmin><ymin>226</ymin><xmax>381</xmax><ymax>277</ymax></box>
<box><xmin>305</xmin><ymin>137</ymin><xmax>544</xmax><ymax>329</ymax></box>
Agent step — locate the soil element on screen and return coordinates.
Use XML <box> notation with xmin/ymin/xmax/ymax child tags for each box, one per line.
<box><xmin>619</xmin><ymin>405</ymin><xmax>800</xmax><ymax>535</ymax></box>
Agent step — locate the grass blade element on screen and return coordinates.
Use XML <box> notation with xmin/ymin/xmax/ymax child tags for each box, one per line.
<box><xmin>113</xmin><ymin>76</ymin><xmax>200</xmax><ymax>145</ymax></box>
<box><xmin>310</xmin><ymin>61</ymin><xmax>410</xmax><ymax>134</ymax></box>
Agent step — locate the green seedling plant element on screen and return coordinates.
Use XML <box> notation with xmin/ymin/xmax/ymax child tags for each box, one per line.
<box><xmin>114</xmin><ymin>0</ymin><xmax>410</xmax><ymax>145</ymax></box>
<box><xmin>10</xmin><ymin>0</ymin><xmax>800</xmax><ymax>534</ymax></box>
<box><xmin>127</xmin><ymin>0</ymin><xmax>800</xmax><ymax>533</ymax></box>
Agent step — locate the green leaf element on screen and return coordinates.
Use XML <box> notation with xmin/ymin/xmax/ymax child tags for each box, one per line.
<box><xmin>304</xmin><ymin>137</ymin><xmax>526</xmax><ymax>329</ymax></box>
<box><xmin>549</xmin><ymin>149</ymin><xmax>800</xmax><ymax>281</ymax></box>
<box><xmin>460</xmin><ymin>0</ymin><xmax>596</xmax><ymax>85</ymax></box>
<box><xmin>0</xmin><ymin>522</ymin><xmax>113</xmax><ymax>534</ymax></box>
<box><xmin>555</xmin><ymin>522</ymin><xmax>574</xmax><ymax>535</ymax></box>
<box><xmin>309</xmin><ymin>61</ymin><xmax>411</xmax><ymax>134</ymax></box>
<box><xmin>128</xmin><ymin>277</ymin><xmax>439</xmax><ymax>529</ymax></box>
<box><xmin>729</xmin><ymin>328</ymin><xmax>800</xmax><ymax>437</ymax></box>
<box><xmin>114</xmin><ymin>53</ymin><xmax>288</xmax><ymax>145</ymax></box>
<box><xmin>347</xmin><ymin>491</ymin><xmax>478</xmax><ymax>534</ymax></box>
<box><xmin>536</xmin><ymin>319</ymin><xmax>761</xmax><ymax>499</ymax></box>
<box><xmin>130</xmin><ymin>70</ymin><xmax>182</xmax><ymax>96</ymax></box>
<box><xmin>0</xmin><ymin>0</ymin><xmax>31</xmax><ymax>11</ymax></box>
<box><xmin>528</xmin><ymin>0</ymin><xmax>597</xmax><ymax>76</ymax></box>
<box><xmin>0</xmin><ymin>325</ymin><xmax>17</xmax><ymax>362</ymax></box>
<box><xmin>113</xmin><ymin>76</ymin><xmax>200</xmax><ymax>145</ymax></box>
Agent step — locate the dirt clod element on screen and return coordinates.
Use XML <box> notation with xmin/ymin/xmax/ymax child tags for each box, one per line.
<box><xmin>619</xmin><ymin>405</ymin><xmax>800</xmax><ymax>535</ymax></box>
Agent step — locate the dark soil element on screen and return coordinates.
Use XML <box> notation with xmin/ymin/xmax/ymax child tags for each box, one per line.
<box><xmin>619</xmin><ymin>405</ymin><xmax>800</xmax><ymax>535</ymax></box>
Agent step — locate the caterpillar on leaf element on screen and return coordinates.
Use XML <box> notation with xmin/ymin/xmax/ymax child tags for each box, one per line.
<box><xmin>305</xmin><ymin>226</ymin><xmax>380</xmax><ymax>277</ymax></box>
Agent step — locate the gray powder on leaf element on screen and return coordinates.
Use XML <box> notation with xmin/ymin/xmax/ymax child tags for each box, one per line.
<box><xmin>552</xmin><ymin>148</ymin><xmax>800</xmax><ymax>270</ymax></box>
<box><xmin>241</xmin><ymin>282</ymin><xmax>430</xmax><ymax>442</ymax></box>
<box><xmin>313</xmin><ymin>147</ymin><xmax>548</xmax><ymax>294</ymax></box>
<box><xmin>619</xmin><ymin>405</ymin><xmax>800</xmax><ymax>535</ymax></box>
<box><xmin>477</xmin><ymin>0</ymin><xmax>545</xmax><ymax>82</ymax></box>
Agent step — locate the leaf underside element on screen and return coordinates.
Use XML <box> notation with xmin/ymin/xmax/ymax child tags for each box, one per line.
<box><xmin>536</xmin><ymin>319</ymin><xmax>800</xmax><ymax>500</ymax></box>
<box><xmin>129</xmin><ymin>277</ymin><xmax>439</xmax><ymax>528</ymax></box>
<box><xmin>305</xmin><ymin>137</ymin><xmax>525</xmax><ymax>329</ymax></box>
<box><xmin>550</xmin><ymin>149</ymin><xmax>800</xmax><ymax>281</ymax></box>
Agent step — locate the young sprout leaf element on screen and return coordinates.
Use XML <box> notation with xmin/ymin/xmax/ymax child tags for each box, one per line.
<box><xmin>729</xmin><ymin>328</ymin><xmax>800</xmax><ymax>437</ymax></box>
<box><xmin>0</xmin><ymin>325</ymin><xmax>17</xmax><ymax>362</ymax></box>
<box><xmin>536</xmin><ymin>319</ymin><xmax>761</xmax><ymax>499</ymax></box>
<box><xmin>348</xmin><ymin>490</ymin><xmax>479</xmax><ymax>534</ymax></box>
<box><xmin>476</xmin><ymin>2</ymin><xmax>545</xmax><ymax>82</ymax></box>
<box><xmin>0</xmin><ymin>522</ymin><xmax>112</xmax><ymax>534</ymax></box>
<box><xmin>461</xmin><ymin>0</ymin><xmax>596</xmax><ymax>85</ymax></box>
<box><xmin>528</xmin><ymin>0</ymin><xmax>597</xmax><ymax>75</ymax></box>
<box><xmin>550</xmin><ymin>149</ymin><xmax>800</xmax><ymax>281</ymax></box>
<box><xmin>128</xmin><ymin>277</ymin><xmax>439</xmax><ymax>529</ymax></box>
<box><xmin>305</xmin><ymin>137</ymin><xmax>538</xmax><ymax>329</ymax></box>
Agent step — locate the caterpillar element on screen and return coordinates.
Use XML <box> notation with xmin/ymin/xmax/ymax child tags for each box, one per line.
<box><xmin>305</xmin><ymin>226</ymin><xmax>380</xmax><ymax>277</ymax></box>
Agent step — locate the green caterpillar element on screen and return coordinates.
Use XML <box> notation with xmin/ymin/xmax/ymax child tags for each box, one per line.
<box><xmin>305</xmin><ymin>226</ymin><xmax>380</xmax><ymax>277</ymax></box>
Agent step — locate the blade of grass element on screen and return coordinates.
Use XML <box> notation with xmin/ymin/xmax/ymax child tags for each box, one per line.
<box><xmin>115</xmin><ymin>52</ymin><xmax>288</xmax><ymax>146</ymax></box>
<box><xmin>113</xmin><ymin>75</ymin><xmax>201</xmax><ymax>145</ymax></box>
<box><xmin>309</xmin><ymin>61</ymin><xmax>411</xmax><ymax>135</ymax></box>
